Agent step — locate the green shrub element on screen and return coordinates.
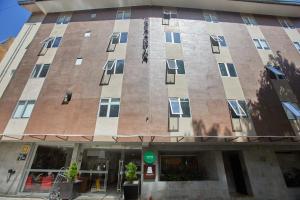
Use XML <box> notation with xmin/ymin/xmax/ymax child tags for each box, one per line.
<box><xmin>125</xmin><ymin>162</ymin><xmax>137</xmax><ymax>182</ymax></box>
<box><xmin>65</xmin><ymin>162</ymin><xmax>78</xmax><ymax>182</ymax></box>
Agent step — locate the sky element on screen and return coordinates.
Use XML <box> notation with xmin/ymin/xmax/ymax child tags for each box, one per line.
<box><xmin>0</xmin><ymin>0</ymin><xmax>31</xmax><ymax>43</ymax></box>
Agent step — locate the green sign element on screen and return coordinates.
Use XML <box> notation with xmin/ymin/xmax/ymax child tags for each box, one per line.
<box><xmin>143</xmin><ymin>150</ymin><xmax>157</xmax><ymax>164</ymax></box>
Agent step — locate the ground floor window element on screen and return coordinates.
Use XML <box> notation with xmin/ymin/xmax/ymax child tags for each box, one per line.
<box><xmin>276</xmin><ymin>151</ymin><xmax>300</xmax><ymax>187</ymax></box>
<box><xmin>159</xmin><ymin>151</ymin><xmax>218</xmax><ymax>181</ymax></box>
<box><xmin>22</xmin><ymin>145</ymin><xmax>73</xmax><ymax>192</ymax></box>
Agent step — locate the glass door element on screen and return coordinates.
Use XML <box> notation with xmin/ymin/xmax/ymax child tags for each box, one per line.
<box><xmin>117</xmin><ymin>160</ymin><xmax>124</xmax><ymax>192</ymax></box>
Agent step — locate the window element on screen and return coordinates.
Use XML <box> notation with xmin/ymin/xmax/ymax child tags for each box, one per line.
<box><xmin>253</xmin><ymin>39</ymin><xmax>270</xmax><ymax>50</ymax></box>
<box><xmin>116</xmin><ymin>10</ymin><xmax>131</xmax><ymax>20</ymax></box>
<box><xmin>241</xmin><ymin>15</ymin><xmax>257</xmax><ymax>26</ymax></box>
<box><xmin>43</xmin><ymin>37</ymin><xmax>62</xmax><ymax>49</ymax></box>
<box><xmin>13</xmin><ymin>100</ymin><xmax>35</xmax><ymax>119</ymax></box>
<box><xmin>107</xmin><ymin>32</ymin><xmax>128</xmax><ymax>52</ymax></box>
<box><xmin>23</xmin><ymin>146</ymin><xmax>73</xmax><ymax>192</ymax></box>
<box><xmin>294</xmin><ymin>42</ymin><xmax>300</xmax><ymax>52</ymax></box>
<box><xmin>203</xmin><ymin>12</ymin><xmax>218</xmax><ymax>23</ymax></box>
<box><xmin>210</xmin><ymin>35</ymin><xmax>227</xmax><ymax>53</ymax></box>
<box><xmin>169</xmin><ymin>98</ymin><xmax>191</xmax><ymax>117</ymax></box>
<box><xmin>218</xmin><ymin>36</ymin><xmax>227</xmax><ymax>47</ymax></box>
<box><xmin>31</xmin><ymin>64</ymin><xmax>50</xmax><ymax>78</ymax></box>
<box><xmin>99</xmin><ymin>98</ymin><xmax>120</xmax><ymax>117</ymax></box>
<box><xmin>91</xmin><ymin>13</ymin><xmax>96</xmax><ymax>19</ymax></box>
<box><xmin>160</xmin><ymin>152</ymin><xmax>218</xmax><ymax>181</ymax></box>
<box><xmin>162</xmin><ymin>10</ymin><xmax>177</xmax><ymax>25</ymax></box>
<box><xmin>276</xmin><ymin>152</ymin><xmax>300</xmax><ymax>188</ymax></box>
<box><xmin>103</xmin><ymin>59</ymin><xmax>124</xmax><ymax>74</ymax></box>
<box><xmin>266</xmin><ymin>64</ymin><xmax>285</xmax><ymax>80</ymax></box>
<box><xmin>56</xmin><ymin>15</ymin><xmax>71</xmax><ymax>24</ymax></box>
<box><xmin>165</xmin><ymin>32</ymin><xmax>181</xmax><ymax>43</ymax></box>
<box><xmin>84</xmin><ymin>31</ymin><xmax>91</xmax><ymax>38</ymax></box>
<box><xmin>278</xmin><ymin>18</ymin><xmax>295</xmax><ymax>29</ymax></box>
<box><xmin>218</xmin><ymin>63</ymin><xmax>237</xmax><ymax>77</ymax></box>
<box><xmin>282</xmin><ymin>102</ymin><xmax>300</xmax><ymax>120</ymax></box>
<box><xmin>166</xmin><ymin>59</ymin><xmax>185</xmax><ymax>75</ymax></box>
<box><xmin>75</xmin><ymin>58</ymin><xmax>83</xmax><ymax>65</ymax></box>
<box><xmin>227</xmin><ymin>99</ymin><xmax>248</xmax><ymax>118</ymax></box>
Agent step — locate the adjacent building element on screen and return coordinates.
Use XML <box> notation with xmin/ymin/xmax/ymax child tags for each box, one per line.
<box><xmin>0</xmin><ymin>0</ymin><xmax>299</xmax><ymax>199</ymax></box>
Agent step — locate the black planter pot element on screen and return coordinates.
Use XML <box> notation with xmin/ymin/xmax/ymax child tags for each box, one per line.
<box><xmin>59</xmin><ymin>181</ymin><xmax>80</xmax><ymax>200</ymax></box>
<box><xmin>123</xmin><ymin>181</ymin><xmax>139</xmax><ymax>200</ymax></box>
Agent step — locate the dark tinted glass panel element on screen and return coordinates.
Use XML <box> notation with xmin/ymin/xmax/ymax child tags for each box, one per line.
<box><xmin>39</xmin><ymin>64</ymin><xmax>50</xmax><ymax>78</ymax></box>
<box><xmin>32</xmin><ymin>65</ymin><xmax>41</xmax><ymax>78</ymax></box>
<box><xmin>115</xmin><ymin>60</ymin><xmax>124</xmax><ymax>74</ymax></box>
<box><xmin>176</xmin><ymin>60</ymin><xmax>185</xmax><ymax>74</ymax></box>
<box><xmin>46</xmin><ymin>40</ymin><xmax>53</xmax><ymax>48</ymax></box>
<box><xmin>227</xmin><ymin>63</ymin><xmax>237</xmax><ymax>77</ymax></box>
<box><xmin>120</xmin><ymin>32</ymin><xmax>128</xmax><ymax>43</ymax></box>
<box><xmin>99</xmin><ymin>104</ymin><xmax>108</xmax><ymax>117</ymax></box>
<box><xmin>238</xmin><ymin>100</ymin><xmax>248</xmax><ymax>117</ymax></box>
<box><xmin>109</xmin><ymin>105</ymin><xmax>119</xmax><ymax>117</ymax></box>
<box><xmin>165</xmin><ymin>32</ymin><xmax>172</xmax><ymax>43</ymax></box>
<box><xmin>180</xmin><ymin>99</ymin><xmax>191</xmax><ymax>117</ymax></box>
<box><xmin>218</xmin><ymin>63</ymin><xmax>228</xmax><ymax>76</ymax></box>
<box><xmin>218</xmin><ymin>36</ymin><xmax>227</xmax><ymax>47</ymax></box>
<box><xmin>31</xmin><ymin>146</ymin><xmax>72</xmax><ymax>169</ymax></box>
<box><xmin>173</xmin><ymin>32</ymin><xmax>181</xmax><ymax>43</ymax></box>
<box><xmin>52</xmin><ymin>37</ymin><xmax>62</xmax><ymax>48</ymax></box>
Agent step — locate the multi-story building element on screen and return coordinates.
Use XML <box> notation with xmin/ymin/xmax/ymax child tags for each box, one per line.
<box><xmin>0</xmin><ymin>0</ymin><xmax>299</xmax><ymax>199</ymax></box>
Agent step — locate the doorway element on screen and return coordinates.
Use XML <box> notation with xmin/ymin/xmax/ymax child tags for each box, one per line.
<box><xmin>223</xmin><ymin>151</ymin><xmax>252</xmax><ymax>197</ymax></box>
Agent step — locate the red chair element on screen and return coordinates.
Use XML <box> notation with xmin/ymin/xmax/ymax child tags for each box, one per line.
<box><xmin>24</xmin><ymin>175</ymin><xmax>33</xmax><ymax>191</ymax></box>
<box><xmin>40</xmin><ymin>175</ymin><xmax>53</xmax><ymax>191</ymax></box>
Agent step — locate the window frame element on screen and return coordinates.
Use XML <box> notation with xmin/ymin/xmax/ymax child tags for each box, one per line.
<box><xmin>218</xmin><ymin>63</ymin><xmax>238</xmax><ymax>77</ymax></box>
<box><xmin>31</xmin><ymin>64</ymin><xmax>50</xmax><ymax>78</ymax></box>
<box><xmin>168</xmin><ymin>97</ymin><xmax>191</xmax><ymax>118</ymax></box>
<box><xmin>165</xmin><ymin>32</ymin><xmax>181</xmax><ymax>44</ymax></box>
<box><xmin>103</xmin><ymin>59</ymin><xmax>124</xmax><ymax>74</ymax></box>
<box><xmin>84</xmin><ymin>31</ymin><xmax>91</xmax><ymax>38</ymax></box>
<box><xmin>282</xmin><ymin>102</ymin><xmax>300</xmax><ymax>120</ymax></box>
<box><xmin>116</xmin><ymin>10</ymin><xmax>131</xmax><ymax>20</ymax></box>
<box><xmin>162</xmin><ymin>10</ymin><xmax>177</xmax><ymax>25</ymax></box>
<box><xmin>278</xmin><ymin>18</ymin><xmax>295</xmax><ymax>29</ymax></box>
<box><xmin>253</xmin><ymin>38</ymin><xmax>270</xmax><ymax>50</ymax></box>
<box><xmin>12</xmin><ymin>100</ymin><xmax>36</xmax><ymax>119</ymax></box>
<box><xmin>98</xmin><ymin>98</ymin><xmax>120</xmax><ymax>118</ymax></box>
<box><xmin>293</xmin><ymin>42</ymin><xmax>300</xmax><ymax>52</ymax></box>
<box><xmin>203</xmin><ymin>12</ymin><xmax>218</xmax><ymax>23</ymax></box>
<box><xmin>75</xmin><ymin>57</ymin><xmax>83</xmax><ymax>65</ymax></box>
<box><xmin>266</xmin><ymin>65</ymin><xmax>285</xmax><ymax>80</ymax></box>
<box><xmin>56</xmin><ymin>15</ymin><xmax>71</xmax><ymax>24</ymax></box>
<box><xmin>241</xmin><ymin>15</ymin><xmax>257</xmax><ymax>26</ymax></box>
<box><xmin>166</xmin><ymin>59</ymin><xmax>185</xmax><ymax>74</ymax></box>
<box><xmin>227</xmin><ymin>99</ymin><xmax>248</xmax><ymax>118</ymax></box>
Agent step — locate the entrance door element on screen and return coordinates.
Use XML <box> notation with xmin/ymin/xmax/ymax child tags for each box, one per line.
<box><xmin>107</xmin><ymin>151</ymin><xmax>121</xmax><ymax>192</ymax></box>
<box><xmin>223</xmin><ymin>151</ymin><xmax>252</xmax><ymax>196</ymax></box>
<box><xmin>117</xmin><ymin>160</ymin><xmax>124</xmax><ymax>192</ymax></box>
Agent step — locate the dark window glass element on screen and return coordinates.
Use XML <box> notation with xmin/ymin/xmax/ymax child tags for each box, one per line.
<box><xmin>120</xmin><ymin>32</ymin><xmax>128</xmax><ymax>43</ymax></box>
<box><xmin>169</xmin><ymin>103</ymin><xmax>179</xmax><ymax>117</ymax></box>
<box><xmin>218</xmin><ymin>36</ymin><xmax>227</xmax><ymax>47</ymax></box>
<box><xmin>180</xmin><ymin>99</ymin><xmax>191</xmax><ymax>117</ymax></box>
<box><xmin>32</xmin><ymin>64</ymin><xmax>42</xmax><ymax>78</ymax></box>
<box><xmin>165</xmin><ymin>32</ymin><xmax>172</xmax><ymax>43</ymax></box>
<box><xmin>115</xmin><ymin>60</ymin><xmax>124</xmax><ymax>74</ymax></box>
<box><xmin>52</xmin><ymin>37</ymin><xmax>62</xmax><ymax>48</ymax></box>
<box><xmin>228</xmin><ymin>102</ymin><xmax>239</xmax><ymax>118</ymax></box>
<box><xmin>31</xmin><ymin>146</ymin><xmax>73</xmax><ymax>169</ymax></box>
<box><xmin>39</xmin><ymin>64</ymin><xmax>50</xmax><ymax>78</ymax></box>
<box><xmin>99</xmin><ymin>104</ymin><xmax>108</xmax><ymax>117</ymax></box>
<box><xmin>173</xmin><ymin>32</ymin><xmax>181</xmax><ymax>43</ymax></box>
<box><xmin>253</xmin><ymin>39</ymin><xmax>262</xmax><ymax>49</ymax></box>
<box><xmin>218</xmin><ymin>63</ymin><xmax>228</xmax><ymax>76</ymax></box>
<box><xmin>227</xmin><ymin>63</ymin><xmax>237</xmax><ymax>77</ymax></box>
<box><xmin>176</xmin><ymin>60</ymin><xmax>185</xmax><ymax>74</ymax></box>
<box><xmin>112</xmin><ymin>34</ymin><xmax>119</xmax><ymax>44</ymax></box>
<box><xmin>238</xmin><ymin>100</ymin><xmax>248</xmax><ymax>117</ymax></box>
<box><xmin>109</xmin><ymin>105</ymin><xmax>120</xmax><ymax>117</ymax></box>
<box><xmin>46</xmin><ymin>40</ymin><xmax>53</xmax><ymax>48</ymax></box>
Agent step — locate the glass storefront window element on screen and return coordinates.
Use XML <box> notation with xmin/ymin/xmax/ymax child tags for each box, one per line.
<box><xmin>159</xmin><ymin>152</ymin><xmax>218</xmax><ymax>181</ymax></box>
<box><xmin>23</xmin><ymin>146</ymin><xmax>73</xmax><ymax>193</ymax></box>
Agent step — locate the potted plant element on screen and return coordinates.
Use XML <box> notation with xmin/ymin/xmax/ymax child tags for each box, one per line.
<box><xmin>59</xmin><ymin>162</ymin><xmax>80</xmax><ymax>200</ymax></box>
<box><xmin>123</xmin><ymin>162</ymin><xmax>139</xmax><ymax>200</ymax></box>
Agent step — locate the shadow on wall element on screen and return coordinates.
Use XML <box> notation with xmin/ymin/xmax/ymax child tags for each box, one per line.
<box><xmin>249</xmin><ymin>51</ymin><xmax>297</xmax><ymax>136</ymax></box>
<box><xmin>192</xmin><ymin>119</ymin><xmax>232</xmax><ymax>137</ymax></box>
